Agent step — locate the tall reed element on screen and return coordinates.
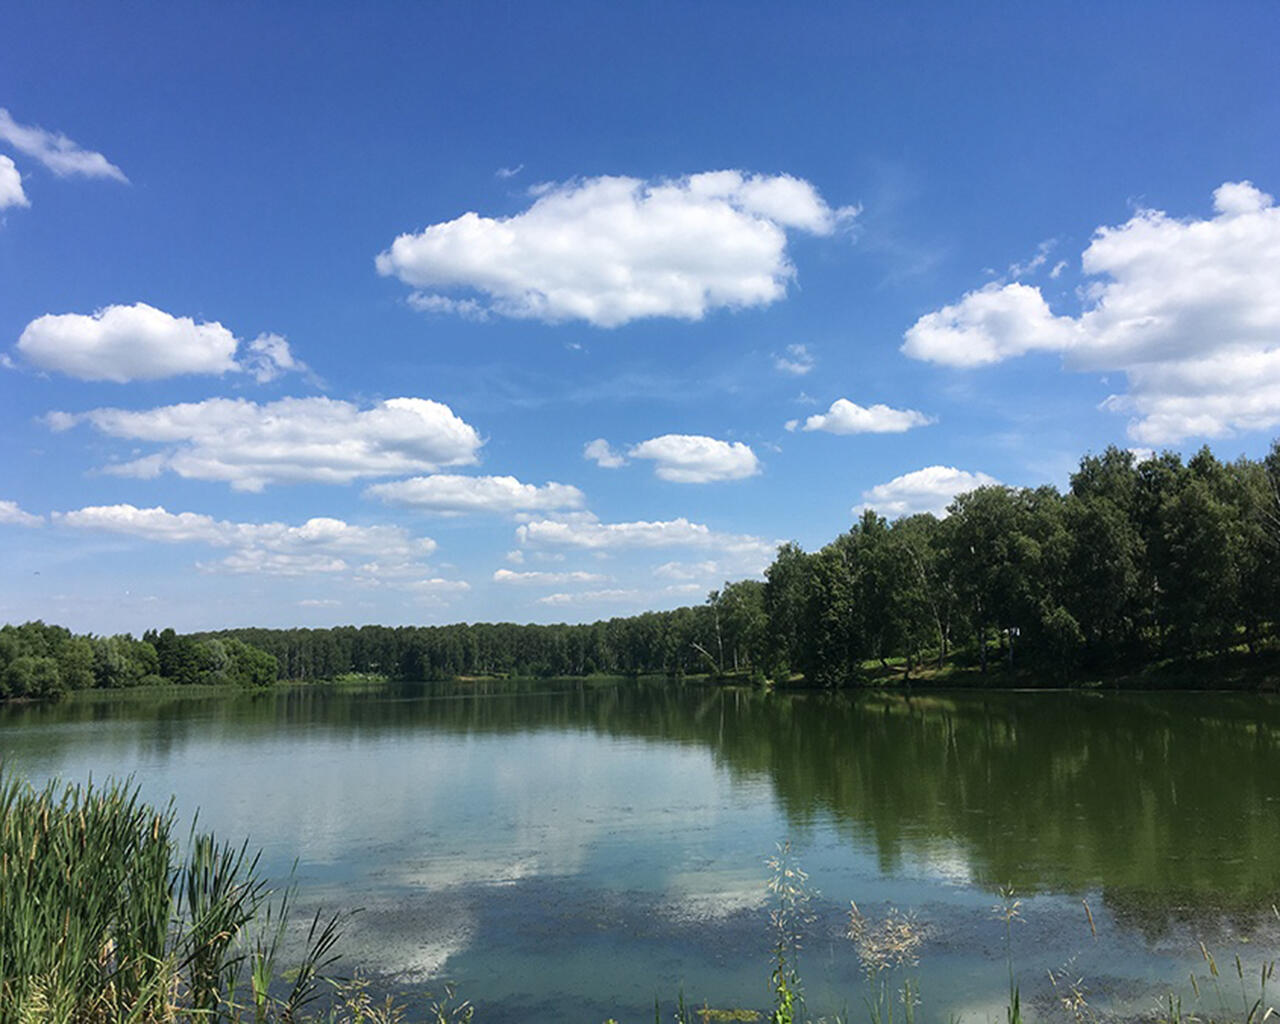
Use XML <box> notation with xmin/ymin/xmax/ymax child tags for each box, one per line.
<box><xmin>0</xmin><ymin>770</ymin><xmax>341</xmax><ymax>1023</ymax></box>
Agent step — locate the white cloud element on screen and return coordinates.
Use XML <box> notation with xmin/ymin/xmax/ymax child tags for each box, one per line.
<box><xmin>505</xmin><ymin>549</ymin><xmax>525</xmax><ymax>564</ymax></box>
<box><xmin>652</xmin><ymin>551</ymin><xmax>774</xmax><ymax>582</ymax></box>
<box><xmin>404</xmin><ymin>578</ymin><xmax>471</xmax><ymax>595</ymax></box>
<box><xmin>406</xmin><ymin>292</ymin><xmax>489</xmax><ymax>320</ymax></box>
<box><xmin>901</xmin><ymin>282</ymin><xmax>1078</xmax><ymax>368</ymax></box>
<box><xmin>0</xmin><ymin>108</ymin><xmax>128</xmax><ymax>182</ymax></box>
<box><xmin>0</xmin><ymin>155</ymin><xmax>28</xmax><ymax>210</ymax></box>
<box><xmin>376</xmin><ymin>171</ymin><xmax>854</xmax><ymax>327</ymax></box>
<box><xmin>583</xmin><ymin>438</ymin><xmax>626</xmax><ymax>469</ymax></box>
<box><xmin>0</xmin><ymin>500</ymin><xmax>43</xmax><ymax>527</ymax></box>
<box><xmin>15</xmin><ymin>303</ymin><xmax>308</xmax><ymax>383</ymax></box>
<box><xmin>492</xmin><ymin>569</ymin><xmax>610</xmax><ymax>585</ymax></box>
<box><xmin>1007</xmin><ymin>239</ymin><xmax>1056</xmax><ymax>279</ymax></box>
<box><xmin>211</xmin><ymin>551</ymin><xmax>351</xmax><ymax>576</ymax></box>
<box><xmin>853</xmin><ymin>466</ymin><xmax>1001</xmax><ymax>519</ymax></box>
<box><xmin>50</xmin><ymin>396</ymin><xmax>483</xmax><ymax>491</ymax></box>
<box><xmin>19</xmin><ymin>303</ymin><xmax>238</xmax><ymax>381</ymax></box>
<box><xmin>299</xmin><ymin>598</ymin><xmax>341</xmax><ymax>607</ymax></box>
<box><xmin>365</xmin><ymin>474</ymin><xmax>584</xmax><ymax>515</ymax></box>
<box><xmin>794</xmin><ymin>398</ymin><xmax>934</xmax><ymax>434</ymax></box>
<box><xmin>627</xmin><ymin>434</ymin><xmax>760</xmax><ymax>483</ymax></box>
<box><xmin>495</xmin><ymin>164</ymin><xmax>524</xmax><ymax>179</ymax></box>
<box><xmin>517</xmin><ymin>514</ymin><xmax>775</xmax><ymax>563</ymax></box>
<box><xmin>902</xmin><ymin>181</ymin><xmax>1280</xmax><ymax>443</ymax></box>
<box><xmin>774</xmin><ymin>343</ymin><xmax>814</xmax><ymax>375</ymax></box>
<box><xmin>349</xmin><ymin>572</ymin><xmax>471</xmax><ymax>602</ymax></box>
<box><xmin>241</xmin><ymin>333</ymin><xmax>307</xmax><ymax>383</ymax></box>
<box><xmin>355</xmin><ymin>561</ymin><xmax>437</xmax><ymax>581</ymax></box>
<box><xmin>56</xmin><ymin>504</ymin><xmax>437</xmax><ymax>577</ymax></box>
<box><xmin>537</xmin><ymin>589</ymin><xmax>638</xmax><ymax>606</ymax></box>
<box><xmin>653</xmin><ymin>560</ymin><xmax>720</xmax><ymax>581</ymax></box>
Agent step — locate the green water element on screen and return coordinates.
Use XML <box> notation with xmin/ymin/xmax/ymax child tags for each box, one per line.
<box><xmin>1</xmin><ymin>681</ymin><xmax>1278</xmax><ymax>1021</ymax></box>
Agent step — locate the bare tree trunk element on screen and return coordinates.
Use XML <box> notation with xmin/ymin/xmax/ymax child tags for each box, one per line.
<box><xmin>906</xmin><ymin>546</ymin><xmax>946</xmax><ymax>672</ymax></box>
<box><xmin>691</xmin><ymin>641</ymin><xmax>720</xmax><ymax>676</ymax></box>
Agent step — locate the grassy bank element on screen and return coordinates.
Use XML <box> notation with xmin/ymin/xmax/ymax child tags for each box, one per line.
<box><xmin>840</xmin><ymin>646</ymin><xmax>1280</xmax><ymax>692</ymax></box>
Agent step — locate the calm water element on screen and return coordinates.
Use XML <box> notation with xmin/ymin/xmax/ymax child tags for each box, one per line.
<box><xmin>2</xmin><ymin>681</ymin><xmax>1278</xmax><ymax>1022</ymax></box>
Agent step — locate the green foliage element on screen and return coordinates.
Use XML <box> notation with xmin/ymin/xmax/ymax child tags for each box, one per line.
<box><xmin>0</xmin><ymin>621</ymin><xmax>277</xmax><ymax>702</ymax></box>
<box><xmin>160</xmin><ymin>440</ymin><xmax>1280</xmax><ymax>692</ymax></box>
<box><xmin>0</xmin><ymin>770</ymin><xmax>346</xmax><ymax>1023</ymax></box>
<box><xmin>765</xmin><ymin>843</ymin><xmax>815</xmax><ymax>1024</ymax></box>
<box><xmin>6</xmin><ymin>439</ymin><xmax>1278</xmax><ymax>700</ymax></box>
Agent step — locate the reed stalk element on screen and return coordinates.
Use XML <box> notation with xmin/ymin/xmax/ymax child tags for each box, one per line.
<box><xmin>0</xmin><ymin>769</ymin><xmax>346</xmax><ymax>1023</ymax></box>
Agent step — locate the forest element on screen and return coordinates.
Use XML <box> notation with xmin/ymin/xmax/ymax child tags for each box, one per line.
<box><xmin>3</xmin><ymin>441</ymin><xmax>1278</xmax><ymax>700</ymax></box>
<box><xmin>0</xmin><ymin>624</ymin><xmax>278</xmax><ymax>700</ymax></box>
<box><xmin>195</xmin><ymin>441</ymin><xmax>1280</xmax><ymax>687</ymax></box>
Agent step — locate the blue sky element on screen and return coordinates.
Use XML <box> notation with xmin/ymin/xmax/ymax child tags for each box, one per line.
<box><xmin>2</xmin><ymin>1</ymin><xmax>1278</xmax><ymax>634</ymax></box>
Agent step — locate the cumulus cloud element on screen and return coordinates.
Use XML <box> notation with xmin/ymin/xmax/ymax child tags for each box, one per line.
<box><xmin>15</xmin><ymin>303</ymin><xmax>308</xmax><ymax>383</ymax></box>
<box><xmin>49</xmin><ymin>396</ymin><xmax>483</xmax><ymax>491</ymax></box>
<box><xmin>241</xmin><ymin>333</ymin><xmax>307</xmax><ymax>383</ymax></box>
<box><xmin>791</xmin><ymin>398</ymin><xmax>934</xmax><ymax>435</ymax></box>
<box><xmin>0</xmin><ymin>500</ymin><xmax>43</xmax><ymax>527</ymax></box>
<box><xmin>853</xmin><ymin>466</ymin><xmax>1001</xmax><ymax>519</ymax></box>
<box><xmin>774</xmin><ymin>343</ymin><xmax>815</xmax><ymax>375</ymax></box>
<box><xmin>0</xmin><ymin>108</ymin><xmax>128</xmax><ymax>182</ymax></box>
<box><xmin>902</xmin><ymin>181</ymin><xmax>1280</xmax><ymax>443</ymax></box>
<box><xmin>517</xmin><ymin>514</ymin><xmax>775</xmax><ymax>564</ymax></box>
<box><xmin>492</xmin><ymin>569</ymin><xmax>609</xmax><ymax>585</ymax></box>
<box><xmin>211</xmin><ymin>550</ymin><xmax>351</xmax><ymax>576</ymax></box>
<box><xmin>376</xmin><ymin>171</ymin><xmax>855</xmax><ymax>327</ymax></box>
<box><xmin>365</xmin><ymin>474</ymin><xmax>584</xmax><ymax>515</ymax></box>
<box><xmin>583</xmin><ymin>438</ymin><xmax>626</xmax><ymax>469</ymax></box>
<box><xmin>537</xmin><ymin>589</ymin><xmax>638</xmax><ymax>606</ymax></box>
<box><xmin>0</xmin><ymin>156</ymin><xmax>28</xmax><ymax>210</ymax></box>
<box><xmin>19</xmin><ymin>303</ymin><xmax>238</xmax><ymax>381</ymax></box>
<box><xmin>901</xmin><ymin>282</ymin><xmax>1078</xmax><ymax>368</ymax></box>
<box><xmin>628</xmin><ymin>434</ymin><xmax>760</xmax><ymax>483</ymax></box>
<box><xmin>56</xmin><ymin>504</ymin><xmax>436</xmax><ymax>577</ymax></box>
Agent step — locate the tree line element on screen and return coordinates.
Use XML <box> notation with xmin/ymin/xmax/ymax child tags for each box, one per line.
<box><xmin>762</xmin><ymin>441</ymin><xmax>1279</xmax><ymax>683</ymax></box>
<box><xmin>197</xmin><ymin>442</ymin><xmax>1279</xmax><ymax>687</ymax></box>
<box><xmin>5</xmin><ymin>440</ymin><xmax>1277</xmax><ymax>697</ymax></box>
<box><xmin>0</xmin><ymin>623</ymin><xmax>278</xmax><ymax>700</ymax></box>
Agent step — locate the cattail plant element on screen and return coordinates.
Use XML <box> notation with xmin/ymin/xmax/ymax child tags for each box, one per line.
<box><xmin>0</xmin><ymin>770</ymin><xmax>345</xmax><ymax>1023</ymax></box>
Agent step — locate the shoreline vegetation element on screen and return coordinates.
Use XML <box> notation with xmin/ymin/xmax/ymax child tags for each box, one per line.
<box><xmin>5</xmin><ymin>441</ymin><xmax>1280</xmax><ymax>703</ymax></box>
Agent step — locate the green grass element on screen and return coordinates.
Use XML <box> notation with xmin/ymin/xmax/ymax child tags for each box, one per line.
<box><xmin>837</xmin><ymin>645</ymin><xmax>1280</xmax><ymax>691</ymax></box>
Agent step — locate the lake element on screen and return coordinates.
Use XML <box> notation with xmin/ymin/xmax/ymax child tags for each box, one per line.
<box><xmin>2</xmin><ymin>681</ymin><xmax>1278</xmax><ymax>1022</ymax></box>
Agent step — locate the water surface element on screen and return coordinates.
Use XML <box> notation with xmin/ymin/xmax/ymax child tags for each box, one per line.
<box><xmin>2</xmin><ymin>681</ymin><xmax>1277</xmax><ymax>1021</ymax></box>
